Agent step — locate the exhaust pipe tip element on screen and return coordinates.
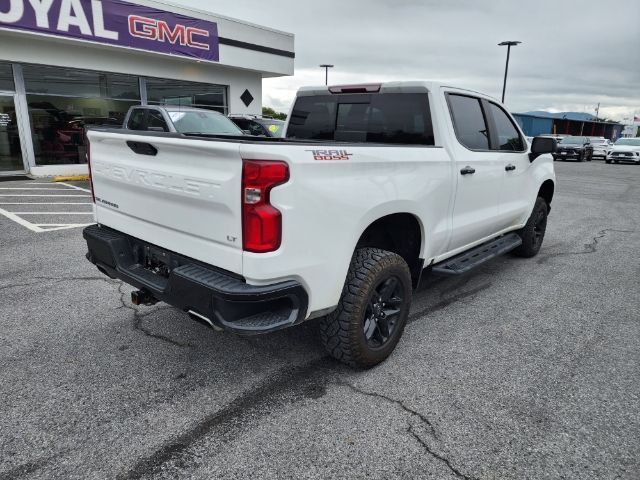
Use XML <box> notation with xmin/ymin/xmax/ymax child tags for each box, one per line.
<box><xmin>188</xmin><ymin>310</ymin><xmax>222</xmax><ymax>331</ymax></box>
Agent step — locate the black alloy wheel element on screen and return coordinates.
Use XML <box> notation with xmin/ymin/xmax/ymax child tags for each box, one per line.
<box><xmin>363</xmin><ymin>276</ymin><xmax>404</xmax><ymax>348</ymax></box>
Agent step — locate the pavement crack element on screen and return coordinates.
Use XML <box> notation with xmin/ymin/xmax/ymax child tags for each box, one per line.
<box><xmin>0</xmin><ymin>275</ymin><xmax>120</xmax><ymax>292</ymax></box>
<box><xmin>117</xmin><ymin>284</ymin><xmax>191</xmax><ymax>348</ymax></box>
<box><xmin>407</xmin><ymin>425</ymin><xmax>479</xmax><ymax>480</ymax></box>
<box><xmin>35</xmin><ymin>275</ymin><xmax>121</xmax><ymax>286</ymax></box>
<box><xmin>0</xmin><ymin>282</ymin><xmax>40</xmax><ymax>292</ymax></box>
<box><xmin>538</xmin><ymin>228</ymin><xmax>635</xmax><ymax>264</ymax></box>
<box><xmin>338</xmin><ymin>382</ymin><xmax>438</xmax><ymax>438</ymax></box>
<box><xmin>339</xmin><ymin>382</ymin><xmax>479</xmax><ymax>480</ymax></box>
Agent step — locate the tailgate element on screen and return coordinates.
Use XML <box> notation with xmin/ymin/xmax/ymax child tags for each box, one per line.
<box><xmin>87</xmin><ymin>131</ymin><xmax>243</xmax><ymax>274</ymax></box>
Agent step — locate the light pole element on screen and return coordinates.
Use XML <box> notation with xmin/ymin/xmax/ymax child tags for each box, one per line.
<box><xmin>319</xmin><ymin>64</ymin><xmax>334</xmax><ymax>85</ymax></box>
<box><xmin>498</xmin><ymin>41</ymin><xmax>521</xmax><ymax>103</ymax></box>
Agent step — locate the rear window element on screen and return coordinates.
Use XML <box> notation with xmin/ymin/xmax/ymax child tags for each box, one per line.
<box><xmin>287</xmin><ymin>93</ymin><xmax>434</xmax><ymax>145</ymax></box>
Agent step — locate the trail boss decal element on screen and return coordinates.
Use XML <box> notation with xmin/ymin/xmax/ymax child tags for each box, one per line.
<box><xmin>306</xmin><ymin>149</ymin><xmax>353</xmax><ymax>161</ymax></box>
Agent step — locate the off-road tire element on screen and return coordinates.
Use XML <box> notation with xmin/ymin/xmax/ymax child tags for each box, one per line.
<box><xmin>513</xmin><ymin>197</ymin><xmax>548</xmax><ymax>258</ymax></box>
<box><xmin>319</xmin><ymin>248</ymin><xmax>412</xmax><ymax>368</ymax></box>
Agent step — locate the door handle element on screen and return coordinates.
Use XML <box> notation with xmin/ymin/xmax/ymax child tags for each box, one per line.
<box><xmin>460</xmin><ymin>166</ymin><xmax>476</xmax><ymax>175</ymax></box>
<box><xmin>505</xmin><ymin>164</ymin><xmax>516</xmax><ymax>172</ymax></box>
<box><xmin>127</xmin><ymin>141</ymin><xmax>158</xmax><ymax>156</ymax></box>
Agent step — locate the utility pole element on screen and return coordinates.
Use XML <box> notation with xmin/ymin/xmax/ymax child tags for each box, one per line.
<box><xmin>595</xmin><ymin>103</ymin><xmax>600</xmax><ymax>122</ymax></box>
<box><xmin>498</xmin><ymin>41</ymin><xmax>521</xmax><ymax>103</ymax></box>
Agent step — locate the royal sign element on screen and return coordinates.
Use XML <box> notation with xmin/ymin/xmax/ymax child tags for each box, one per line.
<box><xmin>0</xmin><ymin>0</ymin><xmax>220</xmax><ymax>62</ymax></box>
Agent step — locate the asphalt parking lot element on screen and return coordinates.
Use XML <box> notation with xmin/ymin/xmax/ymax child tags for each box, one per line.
<box><xmin>1</xmin><ymin>161</ymin><xmax>638</xmax><ymax>480</ymax></box>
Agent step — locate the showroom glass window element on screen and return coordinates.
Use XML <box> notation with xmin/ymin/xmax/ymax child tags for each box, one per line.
<box><xmin>0</xmin><ymin>62</ymin><xmax>23</xmax><ymax>172</ymax></box>
<box><xmin>23</xmin><ymin>65</ymin><xmax>140</xmax><ymax>165</ymax></box>
<box><xmin>0</xmin><ymin>63</ymin><xmax>14</xmax><ymax>91</ymax></box>
<box><xmin>145</xmin><ymin>78</ymin><xmax>228</xmax><ymax>114</ymax></box>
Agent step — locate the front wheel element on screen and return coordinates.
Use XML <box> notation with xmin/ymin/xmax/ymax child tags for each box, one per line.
<box><xmin>513</xmin><ymin>197</ymin><xmax>548</xmax><ymax>258</ymax></box>
<box><xmin>320</xmin><ymin>248</ymin><xmax>412</xmax><ymax>368</ymax></box>
<box><xmin>605</xmin><ymin>159</ymin><xmax>612</xmax><ymax>164</ymax></box>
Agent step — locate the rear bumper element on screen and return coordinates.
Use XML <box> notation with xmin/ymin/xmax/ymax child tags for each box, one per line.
<box><xmin>83</xmin><ymin>224</ymin><xmax>308</xmax><ymax>335</ymax></box>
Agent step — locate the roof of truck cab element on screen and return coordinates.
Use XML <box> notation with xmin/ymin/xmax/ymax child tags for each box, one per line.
<box><xmin>296</xmin><ymin>81</ymin><xmax>500</xmax><ymax>102</ymax></box>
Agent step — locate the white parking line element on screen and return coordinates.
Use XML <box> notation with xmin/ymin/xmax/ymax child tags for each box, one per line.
<box><xmin>33</xmin><ymin>223</ymin><xmax>94</xmax><ymax>226</ymax></box>
<box><xmin>58</xmin><ymin>182</ymin><xmax>92</xmax><ymax>193</ymax></box>
<box><xmin>0</xmin><ymin>207</ymin><xmax>44</xmax><ymax>232</ymax></box>
<box><xmin>0</xmin><ymin>188</ymin><xmax>80</xmax><ymax>190</ymax></box>
<box><xmin>0</xmin><ymin>182</ymin><xmax>94</xmax><ymax>233</ymax></box>
<box><xmin>12</xmin><ymin>212</ymin><xmax>94</xmax><ymax>215</ymax></box>
<box><xmin>0</xmin><ymin>202</ymin><xmax>92</xmax><ymax>205</ymax></box>
<box><xmin>0</xmin><ymin>194</ymin><xmax>89</xmax><ymax>197</ymax></box>
<box><xmin>34</xmin><ymin>224</ymin><xmax>94</xmax><ymax>232</ymax></box>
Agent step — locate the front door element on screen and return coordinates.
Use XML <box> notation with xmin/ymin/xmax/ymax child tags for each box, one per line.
<box><xmin>446</xmin><ymin>92</ymin><xmax>504</xmax><ymax>251</ymax></box>
<box><xmin>0</xmin><ymin>95</ymin><xmax>25</xmax><ymax>173</ymax></box>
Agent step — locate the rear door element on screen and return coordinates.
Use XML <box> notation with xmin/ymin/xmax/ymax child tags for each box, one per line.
<box><xmin>87</xmin><ymin>130</ymin><xmax>244</xmax><ymax>274</ymax></box>
<box><xmin>446</xmin><ymin>93</ymin><xmax>504</xmax><ymax>251</ymax></box>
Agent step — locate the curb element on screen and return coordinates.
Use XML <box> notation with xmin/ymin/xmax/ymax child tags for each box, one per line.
<box><xmin>53</xmin><ymin>175</ymin><xmax>90</xmax><ymax>182</ymax></box>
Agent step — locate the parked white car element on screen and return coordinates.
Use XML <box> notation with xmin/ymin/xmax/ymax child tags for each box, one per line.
<box><xmin>83</xmin><ymin>81</ymin><xmax>556</xmax><ymax>368</ymax></box>
<box><xmin>588</xmin><ymin>137</ymin><xmax>610</xmax><ymax>160</ymax></box>
<box><xmin>606</xmin><ymin>138</ymin><xmax>640</xmax><ymax>164</ymax></box>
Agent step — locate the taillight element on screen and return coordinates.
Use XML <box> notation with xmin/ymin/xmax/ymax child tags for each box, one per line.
<box><xmin>85</xmin><ymin>135</ymin><xmax>95</xmax><ymax>203</ymax></box>
<box><xmin>242</xmin><ymin>160</ymin><xmax>289</xmax><ymax>253</ymax></box>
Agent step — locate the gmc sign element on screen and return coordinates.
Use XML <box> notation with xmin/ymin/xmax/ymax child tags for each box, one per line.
<box><xmin>0</xmin><ymin>0</ymin><xmax>220</xmax><ymax>62</ymax></box>
<box><xmin>128</xmin><ymin>15</ymin><xmax>210</xmax><ymax>50</ymax></box>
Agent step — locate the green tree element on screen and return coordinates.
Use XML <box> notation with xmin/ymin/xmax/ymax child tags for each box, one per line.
<box><xmin>262</xmin><ymin>106</ymin><xmax>287</xmax><ymax>121</ymax></box>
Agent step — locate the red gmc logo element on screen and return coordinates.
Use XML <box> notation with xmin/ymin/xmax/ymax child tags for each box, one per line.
<box><xmin>128</xmin><ymin>15</ymin><xmax>210</xmax><ymax>50</ymax></box>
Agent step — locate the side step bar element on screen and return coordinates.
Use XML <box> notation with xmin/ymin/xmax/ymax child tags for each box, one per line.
<box><xmin>432</xmin><ymin>233</ymin><xmax>522</xmax><ymax>276</ymax></box>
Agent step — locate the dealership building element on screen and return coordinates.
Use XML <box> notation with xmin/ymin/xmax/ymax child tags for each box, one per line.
<box><xmin>0</xmin><ymin>0</ymin><xmax>294</xmax><ymax>176</ymax></box>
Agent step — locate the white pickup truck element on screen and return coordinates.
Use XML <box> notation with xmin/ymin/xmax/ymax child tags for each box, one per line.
<box><xmin>83</xmin><ymin>82</ymin><xmax>557</xmax><ymax>368</ymax></box>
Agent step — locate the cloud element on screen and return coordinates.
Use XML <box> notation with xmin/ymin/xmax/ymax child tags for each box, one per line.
<box><xmin>175</xmin><ymin>0</ymin><xmax>640</xmax><ymax>121</ymax></box>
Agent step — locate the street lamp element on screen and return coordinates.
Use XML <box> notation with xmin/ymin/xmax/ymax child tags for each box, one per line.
<box><xmin>498</xmin><ymin>41</ymin><xmax>521</xmax><ymax>103</ymax></box>
<box><xmin>319</xmin><ymin>64</ymin><xmax>334</xmax><ymax>86</ymax></box>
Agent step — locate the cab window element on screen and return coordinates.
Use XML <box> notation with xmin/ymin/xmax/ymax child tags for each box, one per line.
<box><xmin>127</xmin><ymin>109</ymin><xmax>146</xmax><ymax>131</ymax></box>
<box><xmin>147</xmin><ymin>110</ymin><xmax>169</xmax><ymax>132</ymax></box>
<box><xmin>488</xmin><ymin>103</ymin><xmax>525</xmax><ymax>151</ymax></box>
<box><xmin>447</xmin><ymin>94</ymin><xmax>490</xmax><ymax>150</ymax></box>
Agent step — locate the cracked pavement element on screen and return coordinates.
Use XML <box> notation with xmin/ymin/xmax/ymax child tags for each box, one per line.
<box><xmin>1</xmin><ymin>162</ymin><xmax>639</xmax><ymax>479</ymax></box>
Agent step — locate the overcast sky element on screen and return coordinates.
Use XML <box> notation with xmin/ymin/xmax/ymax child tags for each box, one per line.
<box><xmin>174</xmin><ymin>0</ymin><xmax>639</xmax><ymax>121</ymax></box>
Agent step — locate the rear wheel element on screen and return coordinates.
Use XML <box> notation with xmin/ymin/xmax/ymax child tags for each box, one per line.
<box><xmin>513</xmin><ymin>197</ymin><xmax>548</xmax><ymax>258</ymax></box>
<box><xmin>320</xmin><ymin>248</ymin><xmax>412</xmax><ymax>368</ymax></box>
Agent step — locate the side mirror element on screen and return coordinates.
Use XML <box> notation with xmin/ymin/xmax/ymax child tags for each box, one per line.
<box><xmin>529</xmin><ymin>137</ymin><xmax>557</xmax><ymax>162</ymax></box>
<box><xmin>147</xmin><ymin>126</ymin><xmax>167</xmax><ymax>133</ymax></box>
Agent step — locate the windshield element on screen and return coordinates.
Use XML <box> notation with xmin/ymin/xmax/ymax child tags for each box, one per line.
<box><xmin>559</xmin><ymin>137</ymin><xmax>586</xmax><ymax>145</ymax></box>
<box><xmin>168</xmin><ymin>110</ymin><xmax>244</xmax><ymax>135</ymax></box>
<box><xmin>614</xmin><ymin>138</ymin><xmax>640</xmax><ymax>146</ymax></box>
